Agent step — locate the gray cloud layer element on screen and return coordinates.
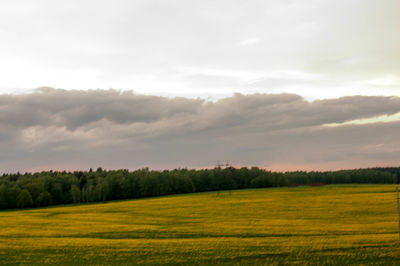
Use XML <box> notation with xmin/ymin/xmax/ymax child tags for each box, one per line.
<box><xmin>1</xmin><ymin>88</ymin><xmax>400</xmax><ymax>173</ymax></box>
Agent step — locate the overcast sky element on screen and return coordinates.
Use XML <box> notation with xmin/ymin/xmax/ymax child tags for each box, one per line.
<box><xmin>1</xmin><ymin>1</ymin><xmax>400</xmax><ymax>172</ymax></box>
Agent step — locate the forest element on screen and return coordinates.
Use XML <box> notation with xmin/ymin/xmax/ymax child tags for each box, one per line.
<box><xmin>0</xmin><ymin>166</ymin><xmax>399</xmax><ymax>210</ymax></box>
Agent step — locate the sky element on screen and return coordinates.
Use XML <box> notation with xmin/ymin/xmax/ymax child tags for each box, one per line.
<box><xmin>0</xmin><ymin>0</ymin><xmax>400</xmax><ymax>172</ymax></box>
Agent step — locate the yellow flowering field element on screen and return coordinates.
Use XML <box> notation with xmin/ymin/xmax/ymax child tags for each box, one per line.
<box><xmin>1</xmin><ymin>185</ymin><xmax>400</xmax><ymax>265</ymax></box>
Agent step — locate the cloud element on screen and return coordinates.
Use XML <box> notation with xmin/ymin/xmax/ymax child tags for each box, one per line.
<box><xmin>1</xmin><ymin>88</ymin><xmax>400</xmax><ymax>172</ymax></box>
<box><xmin>0</xmin><ymin>1</ymin><xmax>399</xmax><ymax>99</ymax></box>
<box><xmin>238</xmin><ymin>38</ymin><xmax>260</xmax><ymax>46</ymax></box>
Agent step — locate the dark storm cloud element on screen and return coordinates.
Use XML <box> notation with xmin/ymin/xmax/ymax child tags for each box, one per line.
<box><xmin>1</xmin><ymin>88</ymin><xmax>400</xmax><ymax>172</ymax></box>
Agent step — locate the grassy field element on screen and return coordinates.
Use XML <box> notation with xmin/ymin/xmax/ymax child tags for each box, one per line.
<box><xmin>1</xmin><ymin>185</ymin><xmax>400</xmax><ymax>265</ymax></box>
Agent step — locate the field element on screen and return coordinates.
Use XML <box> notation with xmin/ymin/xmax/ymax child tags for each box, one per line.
<box><xmin>1</xmin><ymin>185</ymin><xmax>400</xmax><ymax>265</ymax></box>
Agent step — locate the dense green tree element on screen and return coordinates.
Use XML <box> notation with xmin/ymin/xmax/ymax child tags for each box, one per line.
<box><xmin>106</xmin><ymin>171</ymin><xmax>124</xmax><ymax>199</ymax></box>
<box><xmin>0</xmin><ymin>184</ymin><xmax>7</xmax><ymax>209</ymax></box>
<box><xmin>96</xmin><ymin>178</ymin><xmax>110</xmax><ymax>201</ymax></box>
<box><xmin>250</xmin><ymin>175</ymin><xmax>273</xmax><ymax>188</ymax></box>
<box><xmin>122</xmin><ymin>174</ymin><xmax>141</xmax><ymax>198</ymax></box>
<box><xmin>23</xmin><ymin>181</ymin><xmax>44</xmax><ymax>205</ymax></box>
<box><xmin>0</xmin><ymin>166</ymin><xmax>398</xmax><ymax>210</ymax></box>
<box><xmin>5</xmin><ymin>185</ymin><xmax>21</xmax><ymax>209</ymax></box>
<box><xmin>140</xmin><ymin>172</ymin><xmax>161</xmax><ymax>196</ymax></box>
<box><xmin>71</xmin><ymin>184</ymin><xmax>81</xmax><ymax>204</ymax></box>
<box><xmin>37</xmin><ymin>191</ymin><xmax>53</xmax><ymax>206</ymax></box>
<box><xmin>50</xmin><ymin>182</ymin><xmax>63</xmax><ymax>204</ymax></box>
<box><xmin>17</xmin><ymin>189</ymin><xmax>33</xmax><ymax>208</ymax></box>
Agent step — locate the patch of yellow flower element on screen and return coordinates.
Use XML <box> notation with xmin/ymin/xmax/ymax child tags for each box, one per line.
<box><xmin>0</xmin><ymin>185</ymin><xmax>399</xmax><ymax>264</ymax></box>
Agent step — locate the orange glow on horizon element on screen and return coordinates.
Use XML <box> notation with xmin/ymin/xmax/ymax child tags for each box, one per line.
<box><xmin>19</xmin><ymin>160</ymin><xmax>400</xmax><ymax>174</ymax></box>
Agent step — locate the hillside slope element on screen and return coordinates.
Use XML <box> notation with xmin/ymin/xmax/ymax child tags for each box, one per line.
<box><xmin>1</xmin><ymin>185</ymin><xmax>400</xmax><ymax>265</ymax></box>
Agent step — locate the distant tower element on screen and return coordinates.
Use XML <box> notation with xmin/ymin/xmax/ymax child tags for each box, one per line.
<box><xmin>215</xmin><ymin>160</ymin><xmax>232</xmax><ymax>169</ymax></box>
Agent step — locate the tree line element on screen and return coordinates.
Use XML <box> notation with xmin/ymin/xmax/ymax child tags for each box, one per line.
<box><xmin>0</xmin><ymin>166</ymin><xmax>399</xmax><ymax>210</ymax></box>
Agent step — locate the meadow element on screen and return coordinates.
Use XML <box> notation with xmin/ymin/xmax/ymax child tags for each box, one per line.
<box><xmin>1</xmin><ymin>185</ymin><xmax>400</xmax><ymax>265</ymax></box>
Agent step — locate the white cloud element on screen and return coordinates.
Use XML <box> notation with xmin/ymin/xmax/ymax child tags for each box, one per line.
<box><xmin>323</xmin><ymin>112</ymin><xmax>400</xmax><ymax>127</ymax></box>
<box><xmin>0</xmin><ymin>0</ymin><xmax>399</xmax><ymax>99</ymax></box>
<box><xmin>238</xmin><ymin>38</ymin><xmax>260</xmax><ymax>46</ymax></box>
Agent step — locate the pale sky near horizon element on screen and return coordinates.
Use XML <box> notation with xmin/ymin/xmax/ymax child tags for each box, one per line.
<box><xmin>1</xmin><ymin>0</ymin><xmax>400</xmax><ymax>172</ymax></box>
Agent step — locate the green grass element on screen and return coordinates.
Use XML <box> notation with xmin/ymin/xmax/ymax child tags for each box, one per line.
<box><xmin>1</xmin><ymin>185</ymin><xmax>400</xmax><ymax>265</ymax></box>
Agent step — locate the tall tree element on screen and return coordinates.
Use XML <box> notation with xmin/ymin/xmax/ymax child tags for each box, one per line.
<box><xmin>17</xmin><ymin>189</ymin><xmax>33</xmax><ymax>208</ymax></box>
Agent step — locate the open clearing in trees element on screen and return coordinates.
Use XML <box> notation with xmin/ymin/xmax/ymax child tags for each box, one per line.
<box><xmin>1</xmin><ymin>185</ymin><xmax>400</xmax><ymax>265</ymax></box>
